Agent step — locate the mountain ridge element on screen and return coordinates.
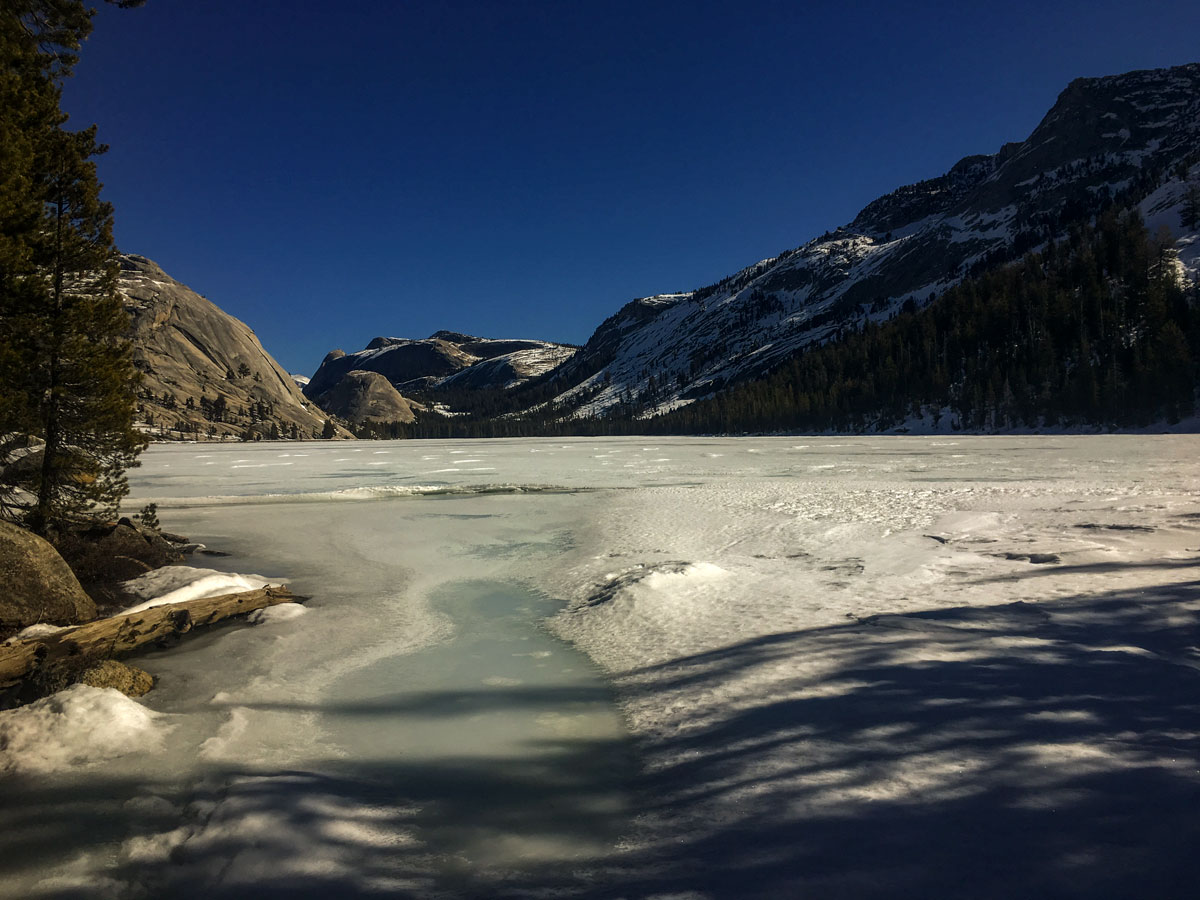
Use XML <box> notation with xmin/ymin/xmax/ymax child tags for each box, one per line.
<box><xmin>304</xmin><ymin>332</ymin><xmax>578</xmax><ymax>417</ymax></box>
<box><xmin>163</xmin><ymin>63</ymin><xmax>1199</xmax><ymax>438</ymax></box>
<box><xmin>495</xmin><ymin>62</ymin><xmax>1200</xmax><ymax>423</ymax></box>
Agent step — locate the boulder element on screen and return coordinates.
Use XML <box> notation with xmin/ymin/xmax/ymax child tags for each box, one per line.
<box><xmin>0</xmin><ymin>521</ymin><xmax>98</xmax><ymax>633</ymax></box>
<box><xmin>52</xmin><ymin>520</ymin><xmax>183</xmax><ymax>607</ymax></box>
<box><xmin>76</xmin><ymin>660</ymin><xmax>155</xmax><ymax>697</ymax></box>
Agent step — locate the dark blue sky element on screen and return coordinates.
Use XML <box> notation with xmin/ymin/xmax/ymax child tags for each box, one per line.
<box><xmin>64</xmin><ymin>0</ymin><xmax>1200</xmax><ymax>376</ymax></box>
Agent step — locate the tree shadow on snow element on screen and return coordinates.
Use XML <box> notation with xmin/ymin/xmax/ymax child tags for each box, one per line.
<box><xmin>3</xmin><ymin>576</ymin><xmax>1200</xmax><ymax>899</ymax></box>
<box><xmin>0</xmin><ymin>729</ymin><xmax>637</xmax><ymax>899</ymax></box>
<box><xmin>595</xmin><ymin>576</ymin><xmax>1200</xmax><ymax>899</ymax></box>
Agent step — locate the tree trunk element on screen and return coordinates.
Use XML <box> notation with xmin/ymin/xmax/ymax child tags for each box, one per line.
<box><xmin>0</xmin><ymin>585</ymin><xmax>298</xmax><ymax>695</ymax></box>
<box><xmin>32</xmin><ymin>194</ymin><xmax>67</xmax><ymax>534</ymax></box>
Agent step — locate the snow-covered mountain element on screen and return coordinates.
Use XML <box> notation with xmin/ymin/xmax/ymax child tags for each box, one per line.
<box><xmin>525</xmin><ymin>63</ymin><xmax>1200</xmax><ymax>420</ymax></box>
<box><xmin>301</xmin><ymin>64</ymin><xmax>1198</xmax><ymax>432</ymax></box>
<box><xmin>305</xmin><ymin>331</ymin><xmax>577</xmax><ymax>418</ymax></box>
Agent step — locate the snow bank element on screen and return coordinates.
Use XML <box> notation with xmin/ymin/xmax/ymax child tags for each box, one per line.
<box><xmin>120</xmin><ymin>565</ymin><xmax>281</xmax><ymax>614</ymax></box>
<box><xmin>9</xmin><ymin>622</ymin><xmax>70</xmax><ymax>641</ymax></box>
<box><xmin>0</xmin><ymin>685</ymin><xmax>171</xmax><ymax>776</ymax></box>
<box><xmin>571</xmin><ymin>562</ymin><xmax>735</xmax><ymax>669</ymax></box>
<box><xmin>248</xmin><ymin>602</ymin><xmax>308</xmax><ymax>625</ymax></box>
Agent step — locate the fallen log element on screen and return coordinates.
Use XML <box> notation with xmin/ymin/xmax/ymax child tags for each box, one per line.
<box><xmin>0</xmin><ymin>585</ymin><xmax>298</xmax><ymax>692</ymax></box>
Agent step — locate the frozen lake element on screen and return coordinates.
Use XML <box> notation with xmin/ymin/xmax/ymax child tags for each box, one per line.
<box><xmin>2</xmin><ymin>435</ymin><xmax>1199</xmax><ymax>898</ymax></box>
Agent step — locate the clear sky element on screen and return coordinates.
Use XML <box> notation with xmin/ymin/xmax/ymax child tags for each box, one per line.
<box><xmin>62</xmin><ymin>0</ymin><xmax>1200</xmax><ymax>376</ymax></box>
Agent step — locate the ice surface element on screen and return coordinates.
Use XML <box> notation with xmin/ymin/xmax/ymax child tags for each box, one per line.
<box><xmin>2</xmin><ymin>436</ymin><xmax>1199</xmax><ymax>898</ymax></box>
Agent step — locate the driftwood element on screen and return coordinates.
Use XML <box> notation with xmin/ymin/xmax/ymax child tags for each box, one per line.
<box><xmin>0</xmin><ymin>585</ymin><xmax>297</xmax><ymax>691</ymax></box>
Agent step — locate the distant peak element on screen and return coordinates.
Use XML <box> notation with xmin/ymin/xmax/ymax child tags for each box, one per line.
<box><xmin>428</xmin><ymin>330</ymin><xmax>481</xmax><ymax>343</ymax></box>
<box><xmin>365</xmin><ymin>336</ymin><xmax>406</xmax><ymax>351</ymax></box>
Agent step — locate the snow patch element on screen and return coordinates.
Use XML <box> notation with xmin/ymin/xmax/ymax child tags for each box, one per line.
<box><xmin>120</xmin><ymin>566</ymin><xmax>281</xmax><ymax>614</ymax></box>
<box><xmin>10</xmin><ymin>622</ymin><xmax>70</xmax><ymax>641</ymax></box>
<box><xmin>0</xmin><ymin>685</ymin><xmax>172</xmax><ymax>776</ymax></box>
<box><xmin>248</xmin><ymin>602</ymin><xmax>308</xmax><ymax>625</ymax></box>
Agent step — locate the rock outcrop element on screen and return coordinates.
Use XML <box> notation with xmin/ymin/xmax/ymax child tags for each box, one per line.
<box><xmin>120</xmin><ymin>254</ymin><xmax>350</xmax><ymax>440</ymax></box>
<box><xmin>0</xmin><ymin>522</ymin><xmax>97</xmax><ymax>633</ymax></box>
<box><xmin>314</xmin><ymin>371</ymin><xmax>421</xmax><ymax>424</ymax></box>
<box><xmin>51</xmin><ymin>518</ymin><xmax>187</xmax><ymax>609</ymax></box>
<box><xmin>76</xmin><ymin>660</ymin><xmax>155</xmax><ymax>697</ymax></box>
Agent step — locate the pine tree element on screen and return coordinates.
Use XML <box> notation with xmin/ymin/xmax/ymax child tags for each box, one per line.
<box><xmin>0</xmin><ymin>6</ymin><xmax>62</xmax><ymax>444</ymax></box>
<box><xmin>1182</xmin><ymin>181</ymin><xmax>1200</xmax><ymax>231</ymax></box>
<box><xmin>0</xmin><ymin>1</ymin><xmax>147</xmax><ymax>531</ymax></box>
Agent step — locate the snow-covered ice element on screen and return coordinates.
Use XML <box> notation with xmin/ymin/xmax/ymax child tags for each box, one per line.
<box><xmin>1</xmin><ymin>435</ymin><xmax>1198</xmax><ymax>898</ymax></box>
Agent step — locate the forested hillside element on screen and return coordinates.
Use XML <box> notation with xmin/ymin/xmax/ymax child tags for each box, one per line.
<box><xmin>656</xmin><ymin>209</ymin><xmax>1198</xmax><ymax>433</ymax></box>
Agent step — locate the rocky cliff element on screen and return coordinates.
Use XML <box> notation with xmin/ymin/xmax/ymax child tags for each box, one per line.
<box><xmin>315</xmin><ymin>371</ymin><xmax>421</xmax><ymax>424</ymax></box>
<box><xmin>120</xmin><ymin>255</ymin><xmax>348</xmax><ymax>440</ymax></box>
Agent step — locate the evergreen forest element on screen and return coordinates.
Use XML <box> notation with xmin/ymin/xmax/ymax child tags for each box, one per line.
<box><xmin>659</xmin><ymin>210</ymin><xmax>1198</xmax><ymax>434</ymax></box>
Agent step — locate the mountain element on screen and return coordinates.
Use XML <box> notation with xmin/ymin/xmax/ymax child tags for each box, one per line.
<box><xmin>660</xmin><ymin>204</ymin><xmax>1198</xmax><ymax>434</ymax></box>
<box><xmin>304</xmin><ymin>64</ymin><xmax>1198</xmax><ymax>437</ymax></box>
<box><xmin>305</xmin><ymin>331</ymin><xmax>576</xmax><ymax>420</ymax></box>
<box><xmin>478</xmin><ymin>63</ymin><xmax>1196</xmax><ymax>426</ymax></box>
<box><xmin>317</xmin><ymin>371</ymin><xmax>421</xmax><ymax>425</ymax></box>
<box><xmin>516</xmin><ymin>64</ymin><xmax>1200</xmax><ymax>422</ymax></box>
<box><xmin>120</xmin><ymin>255</ymin><xmax>347</xmax><ymax>440</ymax></box>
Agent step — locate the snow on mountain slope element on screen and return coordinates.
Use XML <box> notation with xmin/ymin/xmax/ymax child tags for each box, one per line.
<box><xmin>436</xmin><ymin>345</ymin><xmax>578</xmax><ymax>391</ymax></box>
<box><xmin>1139</xmin><ymin>161</ymin><xmax>1200</xmax><ymax>282</ymax></box>
<box><xmin>538</xmin><ymin>64</ymin><xmax>1200</xmax><ymax>419</ymax></box>
<box><xmin>305</xmin><ymin>331</ymin><xmax>578</xmax><ymax>417</ymax></box>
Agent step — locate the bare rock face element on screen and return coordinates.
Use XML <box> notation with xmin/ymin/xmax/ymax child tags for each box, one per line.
<box><xmin>119</xmin><ymin>254</ymin><xmax>350</xmax><ymax>440</ymax></box>
<box><xmin>51</xmin><ymin>519</ymin><xmax>183</xmax><ymax>609</ymax></box>
<box><xmin>305</xmin><ymin>337</ymin><xmax>479</xmax><ymax>398</ymax></box>
<box><xmin>0</xmin><ymin>521</ymin><xmax>97</xmax><ymax>632</ymax></box>
<box><xmin>315</xmin><ymin>371</ymin><xmax>420</xmax><ymax>424</ymax></box>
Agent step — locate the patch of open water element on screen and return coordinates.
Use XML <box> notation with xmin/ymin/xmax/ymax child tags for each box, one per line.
<box><xmin>324</xmin><ymin>580</ymin><xmax>634</xmax><ymax>886</ymax></box>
